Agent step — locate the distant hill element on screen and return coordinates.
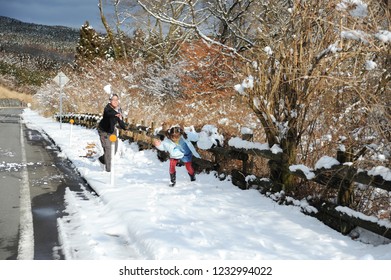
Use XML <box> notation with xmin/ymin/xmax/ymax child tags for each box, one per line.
<box><xmin>0</xmin><ymin>16</ymin><xmax>80</xmax><ymax>93</ymax></box>
<box><xmin>0</xmin><ymin>16</ymin><xmax>79</xmax><ymax>62</ymax></box>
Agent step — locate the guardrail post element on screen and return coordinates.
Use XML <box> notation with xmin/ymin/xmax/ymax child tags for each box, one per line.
<box><xmin>241</xmin><ymin>131</ymin><xmax>253</xmax><ymax>174</ymax></box>
<box><xmin>141</xmin><ymin>120</ymin><xmax>146</xmax><ymax>142</ymax></box>
<box><xmin>150</xmin><ymin>121</ymin><xmax>155</xmax><ymax>146</ymax></box>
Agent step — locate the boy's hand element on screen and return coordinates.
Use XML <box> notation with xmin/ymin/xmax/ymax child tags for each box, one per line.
<box><xmin>115</xmin><ymin>113</ymin><xmax>122</xmax><ymax>120</ymax></box>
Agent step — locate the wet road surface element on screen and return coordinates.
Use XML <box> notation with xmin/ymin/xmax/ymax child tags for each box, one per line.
<box><xmin>0</xmin><ymin>107</ymin><xmax>93</xmax><ymax>260</ymax></box>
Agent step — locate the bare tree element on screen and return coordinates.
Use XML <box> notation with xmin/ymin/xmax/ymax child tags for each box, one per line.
<box><xmin>127</xmin><ymin>0</ymin><xmax>194</xmax><ymax>66</ymax></box>
<box><xmin>136</xmin><ymin>0</ymin><xmax>262</xmax><ymax>56</ymax></box>
<box><xmin>98</xmin><ymin>0</ymin><xmax>260</xmax><ymax>62</ymax></box>
<box><xmin>236</xmin><ymin>0</ymin><xmax>390</xmax><ymax>193</ymax></box>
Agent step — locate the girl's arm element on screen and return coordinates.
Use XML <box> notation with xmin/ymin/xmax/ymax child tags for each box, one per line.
<box><xmin>183</xmin><ymin>138</ymin><xmax>201</xmax><ymax>158</ymax></box>
<box><xmin>154</xmin><ymin>139</ymin><xmax>184</xmax><ymax>159</ymax></box>
<box><xmin>153</xmin><ymin>139</ymin><xmax>165</xmax><ymax>151</ymax></box>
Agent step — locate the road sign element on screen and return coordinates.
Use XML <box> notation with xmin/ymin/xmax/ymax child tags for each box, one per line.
<box><xmin>53</xmin><ymin>71</ymin><xmax>69</xmax><ymax>88</ymax></box>
<box><xmin>53</xmin><ymin>71</ymin><xmax>70</xmax><ymax>129</ymax></box>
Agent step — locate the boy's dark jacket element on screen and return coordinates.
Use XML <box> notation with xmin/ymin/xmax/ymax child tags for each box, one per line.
<box><xmin>98</xmin><ymin>104</ymin><xmax>126</xmax><ymax>134</ymax></box>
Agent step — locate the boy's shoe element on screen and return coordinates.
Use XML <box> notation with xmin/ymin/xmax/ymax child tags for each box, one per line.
<box><xmin>98</xmin><ymin>155</ymin><xmax>105</xmax><ymax>164</ymax></box>
<box><xmin>189</xmin><ymin>173</ymin><xmax>196</xmax><ymax>182</ymax></box>
<box><xmin>169</xmin><ymin>172</ymin><xmax>176</xmax><ymax>187</ymax></box>
<box><xmin>98</xmin><ymin>155</ymin><xmax>106</xmax><ymax>171</ymax></box>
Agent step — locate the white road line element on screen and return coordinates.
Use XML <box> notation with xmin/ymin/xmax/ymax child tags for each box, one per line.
<box><xmin>17</xmin><ymin>121</ymin><xmax>34</xmax><ymax>260</ymax></box>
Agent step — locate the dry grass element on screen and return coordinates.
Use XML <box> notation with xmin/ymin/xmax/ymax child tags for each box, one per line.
<box><xmin>0</xmin><ymin>85</ymin><xmax>34</xmax><ymax>105</ymax></box>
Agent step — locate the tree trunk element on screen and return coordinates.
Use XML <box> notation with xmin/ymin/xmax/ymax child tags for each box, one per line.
<box><xmin>98</xmin><ymin>0</ymin><xmax>119</xmax><ymax>59</ymax></box>
<box><xmin>113</xmin><ymin>0</ymin><xmax>127</xmax><ymax>59</ymax></box>
<box><xmin>336</xmin><ymin>149</ymin><xmax>354</xmax><ymax>207</ymax></box>
<box><xmin>268</xmin><ymin>127</ymin><xmax>298</xmax><ymax>193</ymax></box>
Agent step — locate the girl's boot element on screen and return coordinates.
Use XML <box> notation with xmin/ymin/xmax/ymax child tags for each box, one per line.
<box><xmin>170</xmin><ymin>172</ymin><xmax>176</xmax><ymax>187</ymax></box>
<box><xmin>189</xmin><ymin>173</ymin><xmax>196</xmax><ymax>182</ymax></box>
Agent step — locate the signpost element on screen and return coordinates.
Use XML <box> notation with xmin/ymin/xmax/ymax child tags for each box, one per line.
<box><xmin>53</xmin><ymin>71</ymin><xmax>69</xmax><ymax>129</ymax></box>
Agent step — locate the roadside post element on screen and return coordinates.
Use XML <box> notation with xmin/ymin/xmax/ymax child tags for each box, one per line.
<box><xmin>69</xmin><ymin>119</ymin><xmax>74</xmax><ymax>146</ymax></box>
<box><xmin>109</xmin><ymin>134</ymin><xmax>117</xmax><ymax>185</ymax></box>
<box><xmin>53</xmin><ymin>71</ymin><xmax>69</xmax><ymax>129</ymax></box>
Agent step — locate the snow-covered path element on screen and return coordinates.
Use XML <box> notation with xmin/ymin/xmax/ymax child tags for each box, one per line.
<box><xmin>21</xmin><ymin>109</ymin><xmax>391</xmax><ymax>260</ymax></box>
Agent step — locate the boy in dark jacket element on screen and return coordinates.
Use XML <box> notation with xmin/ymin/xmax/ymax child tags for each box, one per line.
<box><xmin>98</xmin><ymin>93</ymin><xmax>126</xmax><ymax>172</ymax></box>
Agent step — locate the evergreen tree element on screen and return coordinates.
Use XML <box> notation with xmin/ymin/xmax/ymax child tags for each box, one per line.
<box><xmin>75</xmin><ymin>21</ymin><xmax>113</xmax><ymax>62</ymax></box>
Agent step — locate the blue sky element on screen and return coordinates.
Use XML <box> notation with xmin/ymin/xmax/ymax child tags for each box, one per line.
<box><xmin>0</xmin><ymin>0</ymin><xmax>105</xmax><ymax>31</ymax></box>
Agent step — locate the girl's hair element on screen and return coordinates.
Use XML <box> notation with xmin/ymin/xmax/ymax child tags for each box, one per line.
<box><xmin>168</xmin><ymin>126</ymin><xmax>183</xmax><ymax>135</ymax></box>
<box><xmin>167</xmin><ymin>126</ymin><xmax>183</xmax><ymax>140</ymax></box>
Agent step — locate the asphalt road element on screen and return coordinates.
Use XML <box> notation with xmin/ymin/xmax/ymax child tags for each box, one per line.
<box><xmin>0</xmin><ymin>107</ymin><xmax>92</xmax><ymax>260</ymax></box>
